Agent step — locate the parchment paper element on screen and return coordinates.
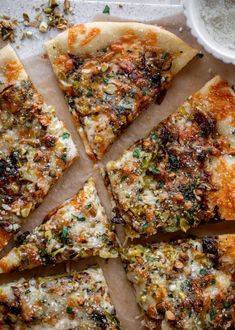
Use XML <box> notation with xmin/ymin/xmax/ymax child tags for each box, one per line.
<box><xmin>0</xmin><ymin>13</ymin><xmax>235</xmax><ymax>330</ymax></box>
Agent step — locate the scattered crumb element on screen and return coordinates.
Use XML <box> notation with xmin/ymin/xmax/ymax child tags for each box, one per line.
<box><xmin>0</xmin><ymin>18</ymin><xmax>17</xmax><ymax>42</ymax></box>
<box><xmin>208</xmin><ymin>68</ymin><xmax>212</xmax><ymax>74</ymax></box>
<box><xmin>118</xmin><ymin>4</ymin><xmax>123</xmax><ymax>8</ymax></box>
<box><xmin>41</xmin><ymin>52</ymin><xmax>49</xmax><ymax>59</ymax></box>
<box><xmin>0</xmin><ymin>0</ymin><xmax>72</xmax><ymax>43</ymax></box>
<box><xmin>39</xmin><ymin>21</ymin><xmax>48</xmax><ymax>33</ymax></box>
<box><xmin>179</xmin><ymin>26</ymin><xmax>183</xmax><ymax>32</ymax></box>
<box><xmin>26</xmin><ymin>30</ymin><xmax>33</xmax><ymax>38</ymax></box>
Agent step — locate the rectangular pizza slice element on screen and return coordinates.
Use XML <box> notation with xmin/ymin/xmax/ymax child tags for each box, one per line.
<box><xmin>106</xmin><ymin>76</ymin><xmax>235</xmax><ymax>238</ymax></box>
<box><xmin>45</xmin><ymin>22</ymin><xmax>197</xmax><ymax>160</ymax></box>
<box><xmin>0</xmin><ymin>178</ymin><xmax>118</xmax><ymax>273</ymax></box>
<box><xmin>0</xmin><ymin>265</ymin><xmax>121</xmax><ymax>329</ymax></box>
<box><xmin>0</xmin><ymin>45</ymin><xmax>78</xmax><ymax>250</ymax></box>
<box><xmin>122</xmin><ymin>235</ymin><xmax>235</xmax><ymax>330</ymax></box>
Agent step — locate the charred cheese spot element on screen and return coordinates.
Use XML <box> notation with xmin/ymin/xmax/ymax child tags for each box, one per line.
<box><xmin>80</xmin><ymin>27</ymin><xmax>101</xmax><ymax>47</ymax></box>
<box><xmin>209</xmin><ymin>158</ymin><xmax>235</xmax><ymax>220</ymax></box>
<box><xmin>68</xmin><ymin>23</ymin><xmax>86</xmax><ymax>49</ymax></box>
<box><xmin>4</xmin><ymin>60</ymin><xmax>23</xmax><ymax>82</ymax></box>
<box><xmin>208</xmin><ymin>81</ymin><xmax>235</xmax><ymax>125</ymax></box>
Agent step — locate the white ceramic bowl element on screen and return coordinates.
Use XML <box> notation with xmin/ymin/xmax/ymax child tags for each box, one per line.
<box><xmin>183</xmin><ymin>0</ymin><xmax>235</xmax><ymax>65</ymax></box>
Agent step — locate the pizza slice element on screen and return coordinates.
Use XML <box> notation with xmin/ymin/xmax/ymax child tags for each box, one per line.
<box><xmin>0</xmin><ymin>178</ymin><xmax>118</xmax><ymax>273</ymax></box>
<box><xmin>0</xmin><ymin>265</ymin><xmax>121</xmax><ymax>329</ymax></box>
<box><xmin>106</xmin><ymin>76</ymin><xmax>235</xmax><ymax>238</ymax></box>
<box><xmin>122</xmin><ymin>235</ymin><xmax>235</xmax><ymax>329</ymax></box>
<box><xmin>45</xmin><ymin>22</ymin><xmax>197</xmax><ymax>160</ymax></box>
<box><xmin>0</xmin><ymin>44</ymin><xmax>78</xmax><ymax>250</ymax></box>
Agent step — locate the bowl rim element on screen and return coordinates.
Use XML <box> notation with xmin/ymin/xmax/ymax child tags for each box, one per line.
<box><xmin>183</xmin><ymin>0</ymin><xmax>235</xmax><ymax>65</ymax></box>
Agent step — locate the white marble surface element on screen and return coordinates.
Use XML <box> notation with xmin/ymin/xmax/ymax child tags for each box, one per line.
<box><xmin>0</xmin><ymin>0</ymin><xmax>183</xmax><ymax>58</ymax></box>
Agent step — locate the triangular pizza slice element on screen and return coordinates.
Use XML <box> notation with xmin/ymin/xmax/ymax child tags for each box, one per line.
<box><xmin>46</xmin><ymin>22</ymin><xmax>197</xmax><ymax>160</ymax></box>
<box><xmin>122</xmin><ymin>235</ymin><xmax>235</xmax><ymax>329</ymax></box>
<box><xmin>0</xmin><ymin>45</ymin><xmax>78</xmax><ymax>250</ymax></box>
<box><xmin>0</xmin><ymin>178</ymin><xmax>118</xmax><ymax>273</ymax></box>
<box><xmin>0</xmin><ymin>265</ymin><xmax>121</xmax><ymax>329</ymax></box>
<box><xmin>107</xmin><ymin>76</ymin><xmax>235</xmax><ymax>238</ymax></box>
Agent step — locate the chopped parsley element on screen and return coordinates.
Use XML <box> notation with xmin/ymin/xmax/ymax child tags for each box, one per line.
<box><xmin>61</xmin><ymin>226</ymin><xmax>69</xmax><ymax>242</ymax></box>
<box><xmin>72</xmin><ymin>214</ymin><xmax>86</xmax><ymax>222</ymax></box>
<box><xmin>161</xmin><ymin>51</ymin><xmax>169</xmax><ymax>59</ymax></box>
<box><xmin>103</xmin><ymin>5</ymin><xmax>110</xmax><ymax>14</ymax></box>
<box><xmin>209</xmin><ymin>308</ymin><xmax>216</xmax><ymax>320</ymax></box>
<box><xmin>61</xmin><ymin>132</ymin><xmax>70</xmax><ymax>139</ymax></box>
<box><xmin>86</xmin><ymin>204</ymin><xmax>92</xmax><ymax>209</ymax></box>
<box><xmin>86</xmin><ymin>90</ymin><xmax>93</xmax><ymax>97</ymax></box>
<box><xmin>25</xmin><ymin>122</ymin><xmax>32</xmax><ymax>128</ymax></box>
<box><xmin>66</xmin><ymin>306</ymin><xmax>73</xmax><ymax>314</ymax></box>
<box><xmin>151</xmin><ymin>132</ymin><xmax>157</xmax><ymax>140</ymax></box>
<box><xmin>222</xmin><ymin>300</ymin><xmax>230</xmax><ymax>309</ymax></box>
<box><xmin>40</xmin><ymin>248</ymin><xmax>48</xmax><ymax>257</ymax></box>
<box><xmin>25</xmin><ymin>288</ymin><xmax>31</xmax><ymax>294</ymax></box>
<box><xmin>141</xmin><ymin>223</ymin><xmax>149</xmax><ymax>229</ymax></box>
<box><xmin>199</xmin><ymin>268</ymin><xmax>208</xmax><ymax>276</ymax></box>
<box><xmin>121</xmin><ymin>175</ymin><xmax>128</xmax><ymax>182</ymax></box>
<box><xmin>133</xmin><ymin>148</ymin><xmax>141</xmax><ymax>158</ymax></box>
<box><xmin>211</xmin><ymin>279</ymin><xmax>216</xmax><ymax>285</ymax></box>
<box><xmin>61</xmin><ymin>153</ymin><xmax>67</xmax><ymax>162</ymax></box>
<box><xmin>149</xmin><ymin>166</ymin><xmax>160</xmax><ymax>175</ymax></box>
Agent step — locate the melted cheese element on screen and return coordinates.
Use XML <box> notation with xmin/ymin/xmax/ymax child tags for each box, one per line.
<box><xmin>122</xmin><ymin>235</ymin><xmax>235</xmax><ymax>330</ymax></box>
<box><xmin>0</xmin><ymin>267</ymin><xmax>120</xmax><ymax>330</ymax></box>
<box><xmin>107</xmin><ymin>77</ymin><xmax>235</xmax><ymax>238</ymax></box>
<box><xmin>0</xmin><ymin>178</ymin><xmax>118</xmax><ymax>274</ymax></box>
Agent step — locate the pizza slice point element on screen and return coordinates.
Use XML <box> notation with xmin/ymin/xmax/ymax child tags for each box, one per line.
<box><xmin>45</xmin><ymin>22</ymin><xmax>197</xmax><ymax>160</ymax></box>
<box><xmin>106</xmin><ymin>76</ymin><xmax>235</xmax><ymax>238</ymax></box>
<box><xmin>0</xmin><ymin>44</ymin><xmax>78</xmax><ymax>250</ymax></box>
<box><xmin>0</xmin><ymin>265</ymin><xmax>121</xmax><ymax>329</ymax></box>
<box><xmin>0</xmin><ymin>178</ymin><xmax>118</xmax><ymax>273</ymax></box>
<box><xmin>122</xmin><ymin>234</ymin><xmax>235</xmax><ymax>330</ymax></box>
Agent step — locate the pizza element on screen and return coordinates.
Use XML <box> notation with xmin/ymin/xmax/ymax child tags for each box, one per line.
<box><xmin>106</xmin><ymin>76</ymin><xmax>235</xmax><ymax>238</ymax></box>
<box><xmin>0</xmin><ymin>44</ymin><xmax>78</xmax><ymax>250</ymax></box>
<box><xmin>45</xmin><ymin>22</ymin><xmax>197</xmax><ymax>160</ymax></box>
<box><xmin>122</xmin><ymin>234</ymin><xmax>235</xmax><ymax>329</ymax></box>
<box><xmin>0</xmin><ymin>178</ymin><xmax>118</xmax><ymax>273</ymax></box>
<box><xmin>0</xmin><ymin>265</ymin><xmax>121</xmax><ymax>329</ymax></box>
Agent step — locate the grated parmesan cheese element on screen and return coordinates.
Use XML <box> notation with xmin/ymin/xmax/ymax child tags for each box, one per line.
<box><xmin>199</xmin><ymin>0</ymin><xmax>235</xmax><ymax>53</ymax></box>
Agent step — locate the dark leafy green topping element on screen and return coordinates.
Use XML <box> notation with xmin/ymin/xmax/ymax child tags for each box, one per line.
<box><xmin>199</xmin><ymin>268</ymin><xmax>208</xmax><ymax>276</ymax></box>
<box><xmin>86</xmin><ymin>204</ymin><xmax>92</xmax><ymax>209</ymax></box>
<box><xmin>66</xmin><ymin>306</ymin><xmax>73</xmax><ymax>314</ymax></box>
<box><xmin>39</xmin><ymin>248</ymin><xmax>48</xmax><ymax>257</ymax></box>
<box><xmin>209</xmin><ymin>308</ymin><xmax>216</xmax><ymax>320</ymax></box>
<box><xmin>133</xmin><ymin>148</ymin><xmax>141</xmax><ymax>158</ymax></box>
<box><xmin>61</xmin><ymin>226</ymin><xmax>69</xmax><ymax>242</ymax></box>
<box><xmin>103</xmin><ymin>5</ymin><xmax>110</xmax><ymax>14</ymax></box>
<box><xmin>149</xmin><ymin>166</ymin><xmax>160</xmax><ymax>175</ymax></box>
<box><xmin>222</xmin><ymin>300</ymin><xmax>230</xmax><ymax>309</ymax></box>
<box><xmin>25</xmin><ymin>122</ymin><xmax>32</xmax><ymax>128</ymax></box>
<box><xmin>161</xmin><ymin>52</ymin><xmax>169</xmax><ymax>60</ymax></box>
<box><xmin>86</xmin><ymin>90</ymin><xmax>93</xmax><ymax>97</ymax></box>
<box><xmin>61</xmin><ymin>132</ymin><xmax>70</xmax><ymax>139</ymax></box>
<box><xmin>61</xmin><ymin>153</ymin><xmax>67</xmax><ymax>162</ymax></box>
<box><xmin>72</xmin><ymin>214</ymin><xmax>86</xmax><ymax>222</ymax></box>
